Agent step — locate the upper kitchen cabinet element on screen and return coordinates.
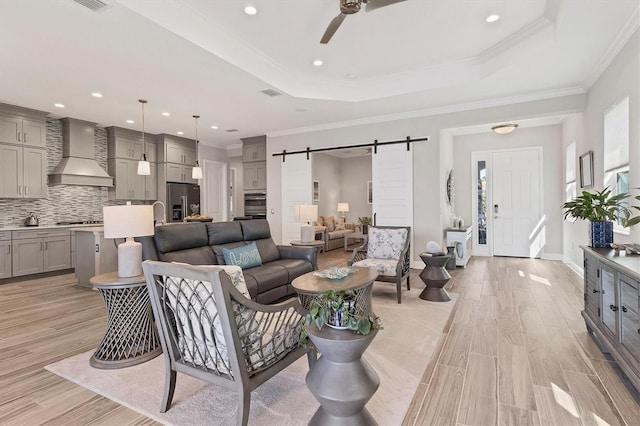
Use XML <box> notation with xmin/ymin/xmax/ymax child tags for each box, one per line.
<box><xmin>241</xmin><ymin>135</ymin><xmax>266</xmax><ymax>162</ymax></box>
<box><xmin>0</xmin><ymin>144</ymin><xmax>47</xmax><ymax>199</ymax></box>
<box><xmin>106</xmin><ymin>127</ymin><xmax>158</xmax><ymax>201</ymax></box>
<box><xmin>0</xmin><ymin>103</ymin><xmax>47</xmax><ymax>149</ymax></box>
<box><xmin>157</xmin><ymin>134</ymin><xmax>197</xmax><ymax>184</ymax></box>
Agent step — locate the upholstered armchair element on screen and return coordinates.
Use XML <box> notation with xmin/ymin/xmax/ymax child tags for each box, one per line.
<box><xmin>348</xmin><ymin>226</ymin><xmax>411</xmax><ymax>303</ymax></box>
<box><xmin>142</xmin><ymin>261</ymin><xmax>315</xmax><ymax>426</ymax></box>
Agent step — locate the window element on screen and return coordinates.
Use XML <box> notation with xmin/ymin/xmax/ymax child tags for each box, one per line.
<box><xmin>565</xmin><ymin>141</ymin><xmax>576</xmax><ymax>204</ymax></box>
<box><xmin>603</xmin><ymin>96</ymin><xmax>630</xmax><ymax>233</ymax></box>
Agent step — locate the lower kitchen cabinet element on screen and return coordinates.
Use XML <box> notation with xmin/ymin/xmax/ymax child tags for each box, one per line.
<box><xmin>0</xmin><ymin>239</ymin><xmax>11</xmax><ymax>279</ymax></box>
<box><xmin>11</xmin><ymin>229</ymin><xmax>71</xmax><ymax>277</ymax></box>
<box><xmin>581</xmin><ymin>246</ymin><xmax>640</xmax><ymax>390</ymax></box>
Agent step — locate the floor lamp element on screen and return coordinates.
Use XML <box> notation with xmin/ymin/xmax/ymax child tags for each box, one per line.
<box><xmin>103</xmin><ymin>202</ymin><xmax>154</xmax><ymax>277</ymax></box>
<box><xmin>295</xmin><ymin>204</ymin><xmax>318</xmax><ymax>243</ymax></box>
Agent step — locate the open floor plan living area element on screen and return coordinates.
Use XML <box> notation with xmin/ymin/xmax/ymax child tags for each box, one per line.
<box><xmin>1</xmin><ymin>0</ymin><xmax>640</xmax><ymax>425</ymax></box>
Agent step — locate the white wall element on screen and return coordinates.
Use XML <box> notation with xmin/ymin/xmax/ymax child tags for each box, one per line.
<box><xmin>228</xmin><ymin>156</ymin><xmax>244</xmax><ymax>217</ymax></box>
<box><xmin>453</xmin><ymin>125</ymin><xmax>564</xmax><ymax>258</ymax></box>
<box><xmin>340</xmin><ymin>155</ymin><xmax>373</xmax><ymax>223</ymax></box>
<box><xmin>439</xmin><ymin>130</ymin><xmax>455</xmax><ymax>249</ymax></box>
<box><xmin>562</xmin><ymin>29</ymin><xmax>639</xmax><ymax>269</ymax></box>
<box><xmin>312</xmin><ymin>153</ymin><xmax>342</xmax><ymax>217</ymax></box>
<box><xmin>267</xmin><ymin>93</ymin><xmax>586</xmax><ymax>264</ymax></box>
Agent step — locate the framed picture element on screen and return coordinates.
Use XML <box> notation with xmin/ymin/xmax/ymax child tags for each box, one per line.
<box><xmin>313</xmin><ymin>180</ymin><xmax>319</xmax><ymax>202</ymax></box>
<box><xmin>367</xmin><ymin>181</ymin><xmax>373</xmax><ymax>204</ymax></box>
<box><xmin>579</xmin><ymin>151</ymin><xmax>594</xmax><ymax>188</ymax></box>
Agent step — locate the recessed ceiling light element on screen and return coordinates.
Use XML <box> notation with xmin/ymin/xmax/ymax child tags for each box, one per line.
<box><xmin>244</xmin><ymin>5</ymin><xmax>257</xmax><ymax>15</ymax></box>
<box><xmin>91</xmin><ymin>92</ymin><xmax>103</xmax><ymax>98</ymax></box>
<box><xmin>54</xmin><ymin>103</ymin><xmax>65</xmax><ymax>108</ymax></box>
<box><xmin>177</xmin><ymin>131</ymin><xmax>184</xmax><ymax>135</ymax></box>
<box><xmin>162</xmin><ymin>112</ymin><xmax>170</xmax><ymax>116</ymax></box>
<box><xmin>486</xmin><ymin>14</ymin><xmax>500</xmax><ymax>23</ymax></box>
<box><xmin>211</xmin><ymin>125</ymin><xmax>219</xmax><ymax>129</ymax></box>
<box><xmin>126</xmin><ymin>119</ymin><xmax>134</xmax><ymax>124</ymax></box>
<box><xmin>313</xmin><ymin>59</ymin><xmax>323</xmax><ymax>67</ymax></box>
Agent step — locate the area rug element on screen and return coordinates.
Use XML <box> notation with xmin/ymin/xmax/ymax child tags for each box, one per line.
<box><xmin>45</xmin><ymin>286</ymin><xmax>458</xmax><ymax>425</ymax></box>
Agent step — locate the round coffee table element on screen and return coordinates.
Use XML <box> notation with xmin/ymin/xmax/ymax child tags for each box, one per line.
<box><xmin>419</xmin><ymin>253</ymin><xmax>452</xmax><ymax>302</ymax></box>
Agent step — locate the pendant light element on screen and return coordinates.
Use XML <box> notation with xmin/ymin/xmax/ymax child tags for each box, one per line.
<box><xmin>192</xmin><ymin>114</ymin><xmax>203</xmax><ymax>180</ymax></box>
<box><xmin>136</xmin><ymin>99</ymin><xmax>151</xmax><ymax>175</ymax></box>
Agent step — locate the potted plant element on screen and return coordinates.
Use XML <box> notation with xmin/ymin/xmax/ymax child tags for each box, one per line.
<box><xmin>300</xmin><ymin>289</ymin><xmax>382</xmax><ymax>346</ymax></box>
<box><xmin>562</xmin><ymin>187</ymin><xmax>632</xmax><ymax>248</ymax></box>
<box><xmin>358</xmin><ymin>217</ymin><xmax>372</xmax><ymax>234</ymax></box>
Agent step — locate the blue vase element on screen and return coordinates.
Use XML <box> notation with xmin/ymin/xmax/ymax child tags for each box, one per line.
<box><xmin>589</xmin><ymin>221</ymin><xmax>613</xmax><ymax>248</ymax></box>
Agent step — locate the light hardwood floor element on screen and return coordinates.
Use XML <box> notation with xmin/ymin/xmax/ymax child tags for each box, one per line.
<box><xmin>1</xmin><ymin>251</ymin><xmax>638</xmax><ymax>425</ymax></box>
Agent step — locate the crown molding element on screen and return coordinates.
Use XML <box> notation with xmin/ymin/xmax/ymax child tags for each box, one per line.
<box><xmin>584</xmin><ymin>7</ymin><xmax>639</xmax><ymax>89</ymax></box>
<box><xmin>267</xmin><ymin>86</ymin><xmax>586</xmax><ymax>138</ymax></box>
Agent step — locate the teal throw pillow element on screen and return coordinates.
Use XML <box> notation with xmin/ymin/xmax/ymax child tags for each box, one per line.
<box><xmin>222</xmin><ymin>242</ymin><xmax>262</xmax><ymax>269</ymax></box>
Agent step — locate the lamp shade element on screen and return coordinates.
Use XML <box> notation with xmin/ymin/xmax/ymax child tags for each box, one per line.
<box><xmin>192</xmin><ymin>163</ymin><xmax>203</xmax><ymax>179</ymax></box>
<box><xmin>103</xmin><ymin>202</ymin><xmax>154</xmax><ymax>239</ymax></box>
<box><xmin>137</xmin><ymin>156</ymin><xmax>151</xmax><ymax>176</ymax></box>
<box><xmin>295</xmin><ymin>204</ymin><xmax>318</xmax><ymax>223</ymax></box>
<box><xmin>337</xmin><ymin>202</ymin><xmax>350</xmax><ymax>213</ymax></box>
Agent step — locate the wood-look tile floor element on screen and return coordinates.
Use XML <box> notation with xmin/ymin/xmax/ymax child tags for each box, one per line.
<box><xmin>1</xmin><ymin>251</ymin><xmax>638</xmax><ymax>425</ymax></box>
<box><xmin>403</xmin><ymin>256</ymin><xmax>640</xmax><ymax>426</ymax></box>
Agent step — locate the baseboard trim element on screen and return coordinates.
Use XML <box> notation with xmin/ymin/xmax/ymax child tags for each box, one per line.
<box><xmin>563</xmin><ymin>256</ymin><xmax>584</xmax><ymax>277</ymax></box>
<box><xmin>541</xmin><ymin>253</ymin><xmax>564</xmax><ymax>261</ymax></box>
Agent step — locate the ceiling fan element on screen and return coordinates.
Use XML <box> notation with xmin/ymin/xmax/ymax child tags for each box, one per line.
<box><xmin>321</xmin><ymin>0</ymin><xmax>407</xmax><ymax>44</ymax></box>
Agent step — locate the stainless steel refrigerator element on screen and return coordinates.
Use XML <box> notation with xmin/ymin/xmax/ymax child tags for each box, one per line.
<box><xmin>167</xmin><ymin>183</ymin><xmax>200</xmax><ymax>222</ymax></box>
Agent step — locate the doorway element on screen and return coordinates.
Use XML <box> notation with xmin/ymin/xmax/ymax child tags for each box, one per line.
<box><xmin>472</xmin><ymin>147</ymin><xmax>544</xmax><ymax>258</ymax></box>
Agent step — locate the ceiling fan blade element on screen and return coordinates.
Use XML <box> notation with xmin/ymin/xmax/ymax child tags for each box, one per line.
<box><xmin>320</xmin><ymin>13</ymin><xmax>346</xmax><ymax>44</ymax></box>
<box><xmin>364</xmin><ymin>0</ymin><xmax>407</xmax><ymax>12</ymax></box>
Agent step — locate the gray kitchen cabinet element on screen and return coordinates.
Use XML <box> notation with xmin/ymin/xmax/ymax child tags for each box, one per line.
<box><xmin>0</xmin><ymin>231</ymin><xmax>11</xmax><ymax>279</ymax></box>
<box><xmin>106</xmin><ymin>127</ymin><xmax>158</xmax><ymax>201</ymax></box>
<box><xmin>243</xmin><ymin>162</ymin><xmax>266</xmax><ymax>190</ymax></box>
<box><xmin>74</xmin><ymin>228</ymin><xmax>117</xmax><ymax>288</ymax></box>
<box><xmin>11</xmin><ymin>229</ymin><xmax>71</xmax><ymax>277</ymax></box>
<box><xmin>581</xmin><ymin>247</ymin><xmax>640</xmax><ymax>392</ymax></box>
<box><xmin>242</xmin><ymin>142</ymin><xmax>266</xmax><ymax>162</ymax></box>
<box><xmin>0</xmin><ymin>113</ymin><xmax>46</xmax><ymax>148</ymax></box>
<box><xmin>166</xmin><ymin>142</ymin><xmax>196</xmax><ymax>165</ymax></box>
<box><xmin>0</xmin><ymin>143</ymin><xmax>46</xmax><ymax>199</ymax></box>
<box><xmin>166</xmin><ymin>162</ymin><xmax>197</xmax><ymax>184</ymax></box>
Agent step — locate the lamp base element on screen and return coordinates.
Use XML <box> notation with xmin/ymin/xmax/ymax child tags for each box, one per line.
<box><xmin>300</xmin><ymin>224</ymin><xmax>314</xmax><ymax>243</ymax></box>
<box><xmin>118</xmin><ymin>237</ymin><xmax>142</xmax><ymax>278</ymax></box>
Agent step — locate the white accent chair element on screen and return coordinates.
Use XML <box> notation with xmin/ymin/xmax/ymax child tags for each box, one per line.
<box><xmin>348</xmin><ymin>226</ymin><xmax>411</xmax><ymax>303</ymax></box>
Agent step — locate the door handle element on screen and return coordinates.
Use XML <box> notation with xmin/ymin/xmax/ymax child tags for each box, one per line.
<box><xmin>592</xmin><ymin>289</ymin><xmax>599</xmax><ymax>293</ymax></box>
<box><xmin>610</xmin><ymin>304</ymin><xmax>618</xmax><ymax>311</ymax></box>
<box><xmin>621</xmin><ymin>306</ymin><xmax>628</xmax><ymax>313</ymax></box>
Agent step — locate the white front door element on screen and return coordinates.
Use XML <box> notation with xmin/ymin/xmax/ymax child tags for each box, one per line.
<box><xmin>492</xmin><ymin>148</ymin><xmax>543</xmax><ymax>257</ymax></box>
<box><xmin>281</xmin><ymin>155</ymin><xmax>313</xmax><ymax>244</ymax></box>
<box><xmin>203</xmin><ymin>160</ymin><xmax>227</xmax><ymax>221</ymax></box>
<box><xmin>372</xmin><ymin>144</ymin><xmax>413</xmax><ymax>227</ymax></box>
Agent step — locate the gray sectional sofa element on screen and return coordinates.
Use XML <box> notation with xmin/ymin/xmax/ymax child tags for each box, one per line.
<box><xmin>139</xmin><ymin>219</ymin><xmax>317</xmax><ymax>304</ymax></box>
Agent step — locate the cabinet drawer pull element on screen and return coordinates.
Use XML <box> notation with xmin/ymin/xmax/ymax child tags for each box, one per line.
<box><xmin>24</xmin><ymin>133</ymin><xmax>27</xmax><ymax>143</ymax></box>
<box><xmin>18</xmin><ymin>131</ymin><xmax>21</xmax><ymax>142</ymax></box>
<box><xmin>25</xmin><ymin>186</ymin><xmax>28</xmax><ymax>195</ymax></box>
<box><xmin>44</xmin><ymin>242</ymin><xmax>48</xmax><ymax>250</ymax></box>
<box><xmin>592</xmin><ymin>289</ymin><xmax>599</xmax><ymax>293</ymax></box>
<box><xmin>621</xmin><ymin>306</ymin><xmax>627</xmax><ymax>313</ymax></box>
<box><xmin>18</xmin><ymin>186</ymin><xmax>22</xmax><ymax>195</ymax></box>
<box><xmin>40</xmin><ymin>242</ymin><xmax>43</xmax><ymax>251</ymax></box>
<box><xmin>610</xmin><ymin>304</ymin><xmax>618</xmax><ymax>312</ymax></box>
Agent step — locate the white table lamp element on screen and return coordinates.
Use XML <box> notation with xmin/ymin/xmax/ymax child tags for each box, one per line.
<box><xmin>295</xmin><ymin>204</ymin><xmax>318</xmax><ymax>243</ymax></box>
<box><xmin>337</xmin><ymin>202</ymin><xmax>349</xmax><ymax>219</ymax></box>
<box><xmin>103</xmin><ymin>202</ymin><xmax>154</xmax><ymax>277</ymax></box>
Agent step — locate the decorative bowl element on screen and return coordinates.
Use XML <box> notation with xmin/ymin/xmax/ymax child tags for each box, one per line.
<box><xmin>313</xmin><ymin>267</ymin><xmax>358</xmax><ymax>280</ymax></box>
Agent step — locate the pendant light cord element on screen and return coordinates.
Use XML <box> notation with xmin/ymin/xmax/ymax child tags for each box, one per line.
<box><xmin>139</xmin><ymin>99</ymin><xmax>147</xmax><ymax>156</ymax></box>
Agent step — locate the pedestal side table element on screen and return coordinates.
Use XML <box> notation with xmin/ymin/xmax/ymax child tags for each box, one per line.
<box><xmin>419</xmin><ymin>253</ymin><xmax>452</xmax><ymax>302</ymax></box>
<box><xmin>292</xmin><ymin>268</ymin><xmax>380</xmax><ymax>425</ymax></box>
<box><xmin>90</xmin><ymin>272</ymin><xmax>162</xmax><ymax>369</ymax></box>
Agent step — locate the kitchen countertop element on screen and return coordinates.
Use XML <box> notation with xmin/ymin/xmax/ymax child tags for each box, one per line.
<box><xmin>71</xmin><ymin>226</ymin><xmax>105</xmax><ymax>233</ymax></box>
<box><xmin>0</xmin><ymin>223</ymin><xmax>103</xmax><ymax>232</ymax></box>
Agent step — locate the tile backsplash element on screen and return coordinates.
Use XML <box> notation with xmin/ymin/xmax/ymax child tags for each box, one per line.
<box><xmin>0</xmin><ymin>118</ymin><xmax>138</xmax><ymax>228</ymax></box>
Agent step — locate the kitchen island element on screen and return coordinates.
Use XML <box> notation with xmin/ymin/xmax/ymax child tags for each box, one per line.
<box><xmin>73</xmin><ymin>227</ymin><xmax>117</xmax><ymax>288</ymax></box>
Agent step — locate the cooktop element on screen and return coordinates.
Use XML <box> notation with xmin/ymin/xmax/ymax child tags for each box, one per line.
<box><xmin>56</xmin><ymin>220</ymin><xmax>103</xmax><ymax>225</ymax></box>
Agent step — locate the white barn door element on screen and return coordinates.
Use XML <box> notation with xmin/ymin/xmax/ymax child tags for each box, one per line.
<box><xmin>281</xmin><ymin>155</ymin><xmax>313</xmax><ymax>244</ymax></box>
<box><xmin>372</xmin><ymin>144</ymin><xmax>413</xmax><ymax>227</ymax></box>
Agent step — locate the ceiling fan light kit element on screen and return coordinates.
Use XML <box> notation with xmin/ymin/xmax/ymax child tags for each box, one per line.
<box><xmin>321</xmin><ymin>0</ymin><xmax>407</xmax><ymax>44</ymax></box>
<box><xmin>491</xmin><ymin>123</ymin><xmax>518</xmax><ymax>135</ymax></box>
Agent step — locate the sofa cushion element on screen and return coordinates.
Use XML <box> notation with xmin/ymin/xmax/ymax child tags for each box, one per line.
<box><xmin>159</xmin><ymin>246</ymin><xmax>217</xmax><ymax>265</ymax></box>
<box><xmin>207</xmin><ymin>221</ymin><xmax>243</xmax><ymax>245</ymax></box>
<box><xmin>253</xmin><ymin>238</ymin><xmax>281</xmax><ymax>263</ymax></box>
<box><xmin>268</xmin><ymin>259</ymin><xmax>313</xmax><ymax>283</ymax></box>
<box><xmin>222</xmin><ymin>242</ymin><xmax>262</xmax><ymax>269</ymax></box>
<box><xmin>243</xmin><ymin>264</ymin><xmax>289</xmax><ymax>293</ymax></box>
<box><xmin>240</xmin><ymin>219</ymin><xmax>271</xmax><ymax>240</ymax></box>
<box><xmin>367</xmin><ymin>227</ymin><xmax>408</xmax><ymax>260</ymax></box>
<box><xmin>154</xmin><ymin>222</ymin><xmax>209</xmax><ymax>254</ymax></box>
<box><xmin>324</xmin><ymin>216</ymin><xmax>336</xmax><ymax>232</ymax></box>
<box><xmin>327</xmin><ymin>229</ymin><xmax>354</xmax><ymax>240</ymax></box>
<box><xmin>316</xmin><ymin>216</ymin><xmax>325</xmax><ymax>226</ymax></box>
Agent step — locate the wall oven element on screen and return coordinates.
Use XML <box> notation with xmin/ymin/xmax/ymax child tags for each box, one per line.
<box><xmin>244</xmin><ymin>192</ymin><xmax>266</xmax><ymax>219</ymax></box>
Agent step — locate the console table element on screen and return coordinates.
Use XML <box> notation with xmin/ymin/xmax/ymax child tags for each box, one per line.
<box><xmin>90</xmin><ymin>272</ymin><xmax>162</xmax><ymax>369</ymax></box>
<box><xmin>581</xmin><ymin>246</ymin><xmax>640</xmax><ymax>392</ymax></box>
<box><xmin>292</xmin><ymin>268</ymin><xmax>380</xmax><ymax>425</ymax></box>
